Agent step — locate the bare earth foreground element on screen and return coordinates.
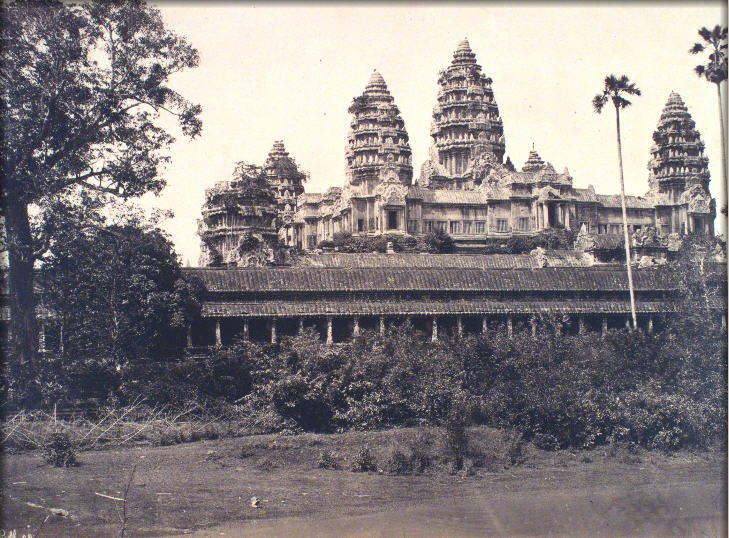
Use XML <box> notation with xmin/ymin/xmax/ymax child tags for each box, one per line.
<box><xmin>2</xmin><ymin>428</ymin><xmax>726</xmax><ymax>537</ymax></box>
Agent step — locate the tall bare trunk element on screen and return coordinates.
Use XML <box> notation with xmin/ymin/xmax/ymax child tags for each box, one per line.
<box><xmin>5</xmin><ymin>199</ymin><xmax>38</xmax><ymax>364</ymax></box>
<box><xmin>717</xmin><ymin>82</ymin><xmax>727</xmax><ymax>204</ymax></box>
<box><xmin>615</xmin><ymin>106</ymin><xmax>638</xmax><ymax>330</ymax></box>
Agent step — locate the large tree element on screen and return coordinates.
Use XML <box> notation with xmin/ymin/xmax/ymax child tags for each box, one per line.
<box><xmin>1</xmin><ymin>1</ymin><xmax>201</xmax><ymax>364</ymax></box>
<box><xmin>690</xmin><ymin>25</ymin><xmax>728</xmax><ymax>201</ymax></box>
<box><xmin>593</xmin><ymin>75</ymin><xmax>641</xmax><ymax>329</ymax></box>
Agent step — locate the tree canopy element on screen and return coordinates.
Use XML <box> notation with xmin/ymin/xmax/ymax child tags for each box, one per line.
<box><xmin>1</xmin><ymin>0</ymin><xmax>202</xmax><ymax>363</ymax></box>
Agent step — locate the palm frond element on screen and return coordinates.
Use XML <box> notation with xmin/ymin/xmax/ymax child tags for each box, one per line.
<box><xmin>695</xmin><ymin>64</ymin><xmax>706</xmax><ymax>77</ymax></box>
<box><xmin>613</xmin><ymin>95</ymin><xmax>632</xmax><ymax>109</ymax></box>
<box><xmin>690</xmin><ymin>42</ymin><xmax>705</xmax><ymax>54</ymax></box>
<box><xmin>592</xmin><ymin>94</ymin><xmax>607</xmax><ymax>113</ymax></box>
<box><xmin>698</xmin><ymin>26</ymin><xmax>713</xmax><ymax>42</ymax></box>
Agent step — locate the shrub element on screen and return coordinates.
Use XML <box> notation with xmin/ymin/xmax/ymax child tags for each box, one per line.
<box><xmin>406</xmin><ymin>431</ymin><xmax>433</xmax><ymax>473</ymax></box>
<box><xmin>533</xmin><ymin>432</ymin><xmax>560</xmax><ymax>451</ymax></box>
<box><xmin>443</xmin><ymin>410</ymin><xmax>469</xmax><ymax>470</ymax></box>
<box><xmin>317</xmin><ymin>450</ymin><xmax>341</xmax><ymax>470</ymax></box>
<box><xmin>42</xmin><ymin>432</ymin><xmax>77</xmax><ymax>467</ymax></box>
<box><xmin>350</xmin><ymin>447</ymin><xmax>377</xmax><ymax>472</ymax></box>
<box><xmin>385</xmin><ymin>448</ymin><xmax>413</xmax><ymax>475</ymax></box>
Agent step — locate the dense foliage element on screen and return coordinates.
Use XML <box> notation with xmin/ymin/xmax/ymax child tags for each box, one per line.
<box><xmin>323</xmin><ymin>230</ymin><xmax>454</xmax><ymax>253</ymax></box>
<box><xmin>4</xmin><ymin>216</ymin><xmax>203</xmax><ymax>407</ymax></box>
<box><xmin>1</xmin><ymin>0</ymin><xmax>201</xmax><ymax>363</ymax></box>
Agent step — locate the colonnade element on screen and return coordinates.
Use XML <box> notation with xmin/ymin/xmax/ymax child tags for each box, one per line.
<box><xmin>190</xmin><ymin>312</ymin><xmax>674</xmax><ymax>348</ymax></box>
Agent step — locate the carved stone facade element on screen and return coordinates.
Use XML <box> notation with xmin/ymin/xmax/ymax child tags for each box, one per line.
<box><xmin>646</xmin><ymin>92</ymin><xmax>715</xmax><ymax>235</ymax></box>
<box><xmin>291</xmin><ymin>42</ymin><xmax>715</xmax><ymax>251</ymax></box>
<box><xmin>263</xmin><ymin>140</ymin><xmax>307</xmax><ymax>245</ymax></box>
<box><xmin>198</xmin><ymin>162</ymin><xmax>284</xmax><ymax>267</ymax></box>
<box><xmin>199</xmin><ymin>41</ymin><xmax>715</xmax><ymax>254</ymax></box>
<box><xmin>421</xmin><ymin>38</ymin><xmax>507</xmax><ymax>189</ymax></box>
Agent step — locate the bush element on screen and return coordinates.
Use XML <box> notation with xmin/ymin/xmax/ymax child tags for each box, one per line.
<box><xmin>350</xmin><ymin>447</ymin><xmax>377</xmax><ymax>472</ymax></box>
<box><xmin>317</xmin><ymin>450</ymin><xmax>341</xmax><ymax>470</ymax></box>
<box><xmin>42</xmin><ymin>432</ymin><xmax>77</xmax><ymax>467</ymax></box>
<box><xmin>443</xmin><ymin>407</ymin><xmax>470</xmax><ymax>470</ymax></box>
<box><xmin>385</xmin><ymin>448</ymin><xmax>413</xmax><ymax>475</ymax></box>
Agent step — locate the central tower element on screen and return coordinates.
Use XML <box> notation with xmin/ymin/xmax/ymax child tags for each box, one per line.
<box><xmin>421</xmin><ymin>39</ymin><xmax>506</xmax><ymax>188</ymax></box>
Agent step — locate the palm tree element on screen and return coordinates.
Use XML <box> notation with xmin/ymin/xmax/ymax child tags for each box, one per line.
<box><xmin>690</xmin><ymin>25</ymin><xmax>728</xmax><ymax>200</ymax></box>
<box><xmin>593</xmin><ymin>75</ymin><xmax>641</xmax><ymax>330</ymax></box>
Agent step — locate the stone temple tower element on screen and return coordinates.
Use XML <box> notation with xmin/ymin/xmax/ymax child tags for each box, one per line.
<box><xmin>421</xmin><ymin>39</ymin><xmax>506</xmax><ymax>188</ymax></box>
<box><xmin>345</xmin><ymin>70</ymin><xmax>413</xmax><ymax>189</ymax></box>
<box><xmin>648</xmin><ymin>92</ymin><xmax>714</xmax><ymax>235</ymax></box>
<box><xmin>263</xmin><ymin>140</ymin><xmax>307</xmax><ymax>216</ymax></box>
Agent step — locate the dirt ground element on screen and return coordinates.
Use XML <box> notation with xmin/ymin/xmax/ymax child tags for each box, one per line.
<box><xmin>2</xmin><ymin>427</ymin><xmax>726</xmax><ymax>537</ymax></box>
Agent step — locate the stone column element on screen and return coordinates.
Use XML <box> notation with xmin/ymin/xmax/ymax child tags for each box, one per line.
<box><xmin>625</xmin><ymin>317</ymin><xmax>631</xmax><ymax>331</ymax></box>
<box><xmin>457</xmin><ymin>316</ymin><xmax>463</xmax><ymax>337</ymax></box>
<box><xmin>298</xmin><ymin>318</ymin><xmax>304</xmax><ymax>334</ymax></box>
<box><xmin>482</xmin><ymin>316</ymin><xmax>488</xmax><ymax>335</ymax></box>
<box><xmin>186</xmin><ymin>324</ymin><xmax>193</xmax><ymax>348</ymax></box>
<box><xmin>543</xmin><ymin>203</ymin><xmax>550</xmax><ymax>228</ymax></box>
<box><xmin>326</xmin><ymin>316</ymin><xmax>333</xmax><ymax>344</ymax></box>
<box><xmin>379</xmin><ymin>316</ymin><xmax>385</xmax><ymax>336</ymax></box>
<box><xmin>721</xmin><ymin>314</ymin><xmax>727</xmax><ymax>332</ymax></box>
<box><xmin>564</xmin><ymin>205</ymin><xmax>571</xmax><ymax>229</ymax></box>
<box><xmin>578</xmin><ymin>317</ymin><xmax>586</xmax><ymax>335</ymax></box>
<box><xmin>647</xmin><ymin>316</ymin><xmax>654</xmax><ymax>334</ymax></box>
<box><xmin>270</xmin><ymin>319</ymin><xmax>277</xmax><ymax>344</ymax></box>
<box><xmin>243</xmin><ymin>319</ymin><xmax>250</xmax><ymax>342</ymax></box>
<box><xmin>215</xmin><ymin>320</ymin><xmax>222</xmax><ymax>347</ymax></box>
<box><xmin>530</xmin><ymin>318</ymin><xmax>537</xmax><ymax>337</ymax></box>
<box><xmin>59</xmin><ymin>323</ymin><xmax>64</xmax><ymax>355</ymax></box>
<box><xmin>506</xmin><ymin>316</ymin><xmax>513</xmax><ymax>339</ymax></box>
<box><xmin>432</xmin><ymin>317</ymin><xmax>438</xmax><ymax>342</ymax></box>
<box><xmin>353</xmin><ymin>316</ymin><xmax>360</xmax><ymax>337</ymax></box>
<box><xmin>601</xmin><ymin>317</ymin><xmax>608</xmax><ymax>337</ymax></box>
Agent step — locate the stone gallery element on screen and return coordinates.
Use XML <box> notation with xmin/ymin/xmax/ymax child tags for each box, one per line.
<box><xmin>185</xmin><ymin>39</ymin><xmax>721</xmax><ymax>347</ymax></box>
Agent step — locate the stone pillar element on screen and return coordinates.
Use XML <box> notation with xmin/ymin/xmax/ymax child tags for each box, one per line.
<box><xmin>543</xmin><ymin>203</ymin><xmax>550</xmax><ymax>228</ymax></box>
<box><xmin>243</xmin><ymin>319</ymin><xmax>250</xmax><ymax>342</ymax></box>
<box><xmin>432</xmin><ymin>317</ymin><xmax>438</xmax><ymax>342</ymax></box>
<box><xmin>647</xmin><ymin>316</ymin><xmax>654</xmax><ymax>334</ymax></box>
<box><xmin>564</xmin><ymin>205</ymin><xmax>571</xmax><ymax>229</ymax></box>
<box><xmin>507</xmin><ymin>316</ymin><xmax>513</xmax><ymax>339</ymax></box>
<box><xmin>353</xmin><ymin>316</ymin><xmax>360</xmax><ymax>337</ymax></box>
<box><xmin>722</xmin><ymin>314</ymin><xmax>727</xmax><ymax>332</ymax></box>
<box><xmin>530</xmin><ymin>318</ymin><xmax>537</xmax><ymax>337</ymax></box>
<box><xmin>298</xmin><ymin>318</ymin><xmax>304</xmax><ymax>334</ymax></box>
<box><xmin>215</xmin><ymin>320</ymin><xmax>222</xmax><ymax>347</ymax></box>
<box><xmin>578</xmin><ymin>317</ymin><xmax>586</xmax><ymax>335</ymax></box>
<box><xmin>186</xmin><ymin>324</ymin><xmax>193</xmax><ymax>348</ymax></box>
<box><xmin>379</xmin><ymin>316</ymin><xmax>385</xmax><ymax>336</ymax></box>
<box><xmin>457</xmin><ymin>316</ymin><xmax>463</xmax><ymax>337</ymax></box>
<box><xmin>625</xmin><ymin>317</ymin><xmax>631</xmax><ymax>331</ymax></box>
<box><xmin>601</xmin><ymin>317</ymin><xmax>608</xmax><ymax>337</ymax></box>
<box><xmin>59</xmin><ymin>323</ymin><xmax>64</xmax><ymax>355</ymax></box>
<box><xmin>555</xmin><ymin>320</ymin><xmax>562</xmax><ymax>338</ymax></box>
<box><xmin>482</xmin><ymin>316</ymin><xmax>488</xmax><ymax>335</ymax></box>
<box><xmin>326</xmin><ymin>316</ymin><xmax>333</xmax><ymax>344</ymax></box>
<box><xmin>270</xmin><ymin>319</ymin><xmax>277</xmax><ymax>344</ymax></box>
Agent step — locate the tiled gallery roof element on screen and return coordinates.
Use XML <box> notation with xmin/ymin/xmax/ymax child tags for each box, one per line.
<box><xmin>183</xmin><ymin>266</ymin><xmax>677</xmax><ymax>293</ymax></box>
<box><xmin>201</xmin><ymin>299</ymin><xmax>678</xmax><ymax>318</ymax></box>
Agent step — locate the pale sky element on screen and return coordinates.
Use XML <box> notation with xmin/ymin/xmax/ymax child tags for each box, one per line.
<box><xmin>144</xmin><ymin>2</ymin><xmax>727</xmax><ymax>265</ymax></box>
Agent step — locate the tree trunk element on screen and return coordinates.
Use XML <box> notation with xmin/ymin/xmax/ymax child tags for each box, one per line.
<box><xmin>615</xmin><ymin>106</ymin><xmax>638</xmax><ymax>330</ymax></box>
<box><xmin>5</xmin><ymin>199</ymin><xmax>38</xmax><ymax>364</ymax></box>
<box><xmin>717</xmin><ymin>82</ymin><xmax>727</xmax><ymax>201</ymax></box>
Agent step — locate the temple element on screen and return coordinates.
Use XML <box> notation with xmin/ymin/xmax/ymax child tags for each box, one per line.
<box><xmin>178</xmin><ymin>38</ymin><xmax>723</xmax><ymax>348</ymax></box>
<box><xmin>277</xmin><ymin>41</ymin><xmax>714</xmax><ymax>251</ymax></box>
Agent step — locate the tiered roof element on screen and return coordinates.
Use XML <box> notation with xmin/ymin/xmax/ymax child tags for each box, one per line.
<box><xmin>647</xmin><ymin>92</ymin><xmax>710</xmax><ymax>197</ymax></box>
<box><xmin>263</xmin><ymin>140</ymin><xmax>306</xmax><ymax>215</ymax></box>
<box><xmin>427</xmin><ymin>39</ymin><xmax>506</xmax><ymax>182</ymax></box>
<box><xmin>345</xmin><ymin>70</ymin><xmax>413</xmax><ymax>186</ymax></box>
